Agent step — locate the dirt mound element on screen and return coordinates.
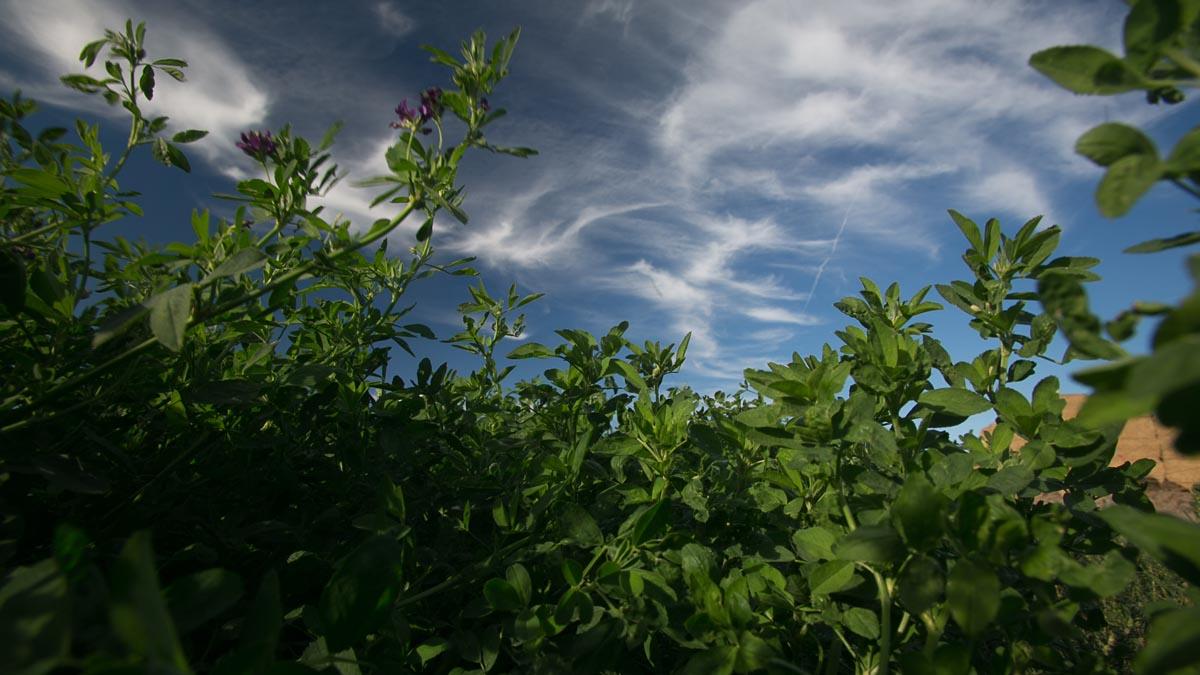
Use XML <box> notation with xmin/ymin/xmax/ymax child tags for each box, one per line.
<box><xmin>981</xmin><ymin>394</ymin><xmax>1200</xmax><ymax>519</ymax></box>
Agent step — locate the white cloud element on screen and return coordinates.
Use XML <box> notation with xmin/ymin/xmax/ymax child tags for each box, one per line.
<box><xmin>451</xmin><ymin>195</ymin><xmax>667</xmax><ymax>268</ymax></box>
<box><xmin>961</xmin><ymin>167</ymin><xmax>1054</xmax><ymax>222</ymax></box>
<box><xmin>742</xmin><ymin>306</ymin><xmax>822</xmax><ymax>325</ymax></box>
<box><xmin>373</xmin><ymin>1</ymin><xmax>414</xmax><ymax>37</ymax></box>
<box><xmin>746</xmin><ymin>327</ymin><xmax>795</xmax><ymax>343</ymax></box>
<box><xmin>584</xmin><ymin>0</ymin><xmax>636</xmax><ymax>26</ymax></box>
<box><xmin>654</xmin><ymin>0</ymin><xmax>1149</xmax><ymax>232</ymax></box>
<box><xmin>804</xmin><ymin>163</ymin><xmax>955</xmax><ymax>208</ymax></box>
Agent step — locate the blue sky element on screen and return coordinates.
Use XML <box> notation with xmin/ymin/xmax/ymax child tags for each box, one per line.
<box><xmin>1</xmin><ymin>0</ymin><xmax>1196</xmax><ymax>395</ymax></box>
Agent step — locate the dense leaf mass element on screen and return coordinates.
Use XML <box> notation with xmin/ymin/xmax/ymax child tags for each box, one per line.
<box><xmin>2</xmin><ymin>5</ymin><xmax>1200</xmax><ymax>674</ymax></box>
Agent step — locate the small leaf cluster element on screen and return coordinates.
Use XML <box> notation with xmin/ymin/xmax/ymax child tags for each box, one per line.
<box><xmin>1028</xmin><ymin>0</ymin><xmax>1200</xmax><ymax>670</ymax></box>
<box><xmin>1031</xmin><ymin>0</ymin><xmax>1200</xmax><ymax>217</ymax></box>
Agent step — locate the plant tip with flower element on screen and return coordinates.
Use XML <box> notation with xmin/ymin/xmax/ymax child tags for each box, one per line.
<box><xmin>391</xmin><ymin>86</ymin><xmax>444</xmax><ymax>134</ymax></box>
<box><xmin>235</xmin><ymin>130</ymin><xmax>276</xmax><ymax>160</ymax></box>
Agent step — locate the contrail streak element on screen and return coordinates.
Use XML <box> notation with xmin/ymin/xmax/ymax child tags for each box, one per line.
<box><xmin>802</xmin><ymin>199</ymin><xmax>855</xmax><ymax>314</ymax></box>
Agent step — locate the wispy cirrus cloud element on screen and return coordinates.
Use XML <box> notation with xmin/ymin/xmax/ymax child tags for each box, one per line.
<box><xmin>429</xmin><ymin>0</ymin><xmax>1172</xmax><ymax>388</ymax></box>
<box><xmin>654</xmin><ymin>0</ymin><xmax>1141</xmax><ymax>230</ymax></box>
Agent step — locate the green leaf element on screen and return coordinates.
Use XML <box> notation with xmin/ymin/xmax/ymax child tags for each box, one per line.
<box><xmin>402</xmin><ymin>323</ymin><xmax>435</xmax><ymax>339</ymax></box>
<box><xmin>918</xmin><ymin>388</ymin><xmax>992</xmax><ymax>417</ymax></box>
<box><xmin>483</xmin><ymin>578</ymin><xmax>523</xmax><ymax>611</ymax></box>
<box><xmin>489</xmin><ymin>145</ymin><xmax>538</xmax><ymax>158</ymax></box>
<box><xmin>631</xmin><ymin>500</ymin><xmax>670</xmax><ymax>546</ymax></box>
<box><xmin>1029</xmin><ymin>45</ymin><xmax>1145</xmax><ymax>95</ymax></box>
<box><xmin>238</xmin><ymin>178</ymin><xmax>275</xmax><ymax>199</ymax></box>
<box><xmin>608</xmin><ymin>359</ymin><xmax>648</xmax><ymax>392</ymax></box>
<box><xmin>152</xmin><ymin>136</ymin><xmax>171</xmax><ymax>166</ymax></box>
<box><xmin>1124</xmin><ymin>231</ymin><xmax>1200</xmax><ymax>253</ymax></box>
<box><xmin>1037</xmin><ymin>274</ymin><xmax>1126</xmax><ymax>360</ymax></box>
<box><xmin>422</xmin><ymin>44</ymin><xmax>460</xmax><ymax>67</ymax></box>
<box><xmin>986</xmin><ymin>465</ymin><xmax>1035</xmax><ymax>495</ymax></box>
<box><xmin>983</xmin><ymin>218</ymin><xmax>1001</xmax><ymax>261</ymax></box>
<box><xmin>898</xmin><ymin>556</ymin><xmax>944</xmax><ymax>614</ymax></box>
<box><xmin>808</xmin><ymin>560</ymin><xmax>855</xmax><ymax>596</ymax></box>
<box><xmin>1008</xmin><ymin>359</ymin><xmax>1037</xmax><ymax>382</ymax></box>
<box><xmin>148</xmin><ymin>284</ymin><xmax>194</xmax><ymax>352</ymax></box>
<box><xmin>318</xmin><ymin>121</ymin><xmax>343</xmax><ymax>151</ymax></box>
<box><xmin>506</xmin><ymin>563</ymin><xmax>532</xmax><ymax>606</ymax></box>
<box><xmin>213</xmin><ymin>572</ymin><xmax>282</xmax><ymax>675</ymax></box>
<box><xmin>317</xmin><ymin>536</ymin><xmax>405</xmax><ymax>652</ymax></box>
<box><xmin>891</xmin><ymin>474</ymin><xmax>948</xmax><ymax>550</ymax></box>
<box><xmin>7</xmin><ymin>167</ymin><xmax>71</xmax><ymax>198</ymax></box>
<box><xmin>507</xmin><ymin>342</ymin><xmax>555</xmax><ymax>359</ymax></box>
<box><xmin>948</xmin><ymin>209</ymin><xmax>983</xmax><ymax>251</ymax></box>
<box><xmin>1075</xmin><ymin>122</ymin><xmax>1157</xmax><ymax>167</ymax></box>
<box><xmin>139</xmin><ymin>65</ymin><xmax>155</xmax><ymax>100</ymax></box>
<box><xmin>165</xmin><ymin>569</ymin><xmax>244</xmax><ymax>634</ymax></box>
<box><xmin>749</xmin><ymin>482</ymin><xmax>788</xmax><ymax>513</ymax></box>
<box><xmin>736</xmin><ymin>631</ymin><xmax>775</xmax><ymax>672</ymax></box>
<box><xmin>108</xmin><ymin>532</ymin><xmax>191</xmax><ymax>673</ymax></box>
<box><xmin>206</xmin><ymin>249</ymin><xmax>266</xmax><ymax>281</ymax></box>
<box><xmin>415</xmin><ymin>638</ymin><xmax>450</xmax><ymax>666</ymax></box>
<box><xmin>559</xmin><ymin>504</ymin><xmax>603</xmax><ymax>547</ymax></box>
<box><xmin>561</xmin><ymin>560</ymin><xmax>583</xmax><ymax>586</ymax></box>
<box><xmin>835</xmin><ymin>524</ymin><xmax>904</xmax><ymax>564</ymax></box>
<box><xmin>385</xmin><ymin>144</ymin><xmax>418</xmax><ymax>174</ymax></box>
<box><xmin>843</xmin><ymin>607</ymin><xmax>880</xmax><ymax>640</ymax></box>
<box><xmin>79</xmin><ymin>38</ymin><xmax>107</xmax><ymax>67</ymax></box>
<box><xmin>1136</xmin><ymin>606</ymin><xmax>1200</xmax><ymax>674</ymax></box>
<box><xmin>1167</xmin><ymin>127</ymin><xmax>1200</xmax><ymax>174</ymax></box>
<box><xmin>1097</xmin><ymin>153</ymin><xmax>1162</xmax><ymax>217</ymax></box>
<box><xmin>1124</xmin><ymin>0</ymin><xmax>1187</xmax><ymax>71</ymax></box>
<box><xmin>682</xmin><ymin>645</ymin><xmax>737</xmax><ymax>675</ymax></box>
<box><xmin>0</xmin><ymin>559</ymin><xmax>71</xmax><ymax>675</ymax></box>
<box><xmin>792</xmin><ymin>527</ymin><xmax>838</xmax><ymax>562</ymax></box>
<box><xmin>1098</xmin><ymin>505</ymin><xmax>1200</xmax><ymax>585</ymax></box>
<box><xmin>946</xmin><ymin>559</ymin><xmax>999</xmax><ymax>637</ymax></box>
<box><xmin>1057</xmin><ymin>549</ymin><xmax>1135</xmax><ymax>598</ymax></box>
<box><xmin>171</xmin><ymin>129</ymin><xmax>208</xmax><ymax>144</ymax></box>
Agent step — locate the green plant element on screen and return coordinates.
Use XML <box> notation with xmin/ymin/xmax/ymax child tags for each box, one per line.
<box><xmin>1</xmin><ymin>5</ymin><xmax>1199</xmax><ymax>674</ymax></box>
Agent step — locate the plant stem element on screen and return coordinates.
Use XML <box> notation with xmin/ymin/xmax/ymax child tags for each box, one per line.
<box><xmin>106</xmin><ymin>104</ymin><xmax>142</xmax><ymax>182</ymax></box>
<box><xmin>395</xmin><ymin>534</ymin><xmax>531</xmax><ymax>608</ymax></box>
<box><xmin>920</xmin><ymin>611</ymin><xmax>942</xmax><ymax>657</ymax></box>
<box><xmin>8</xmin><ymin>221</ymin><xmax>62</xmax><ymax>244</ymax></box>
<box><xmin>1164</xmin><ymin>48</ymin><xmax>1200</xmax><ymax>80</ymax></box>
<box><xmin>868</xmin><ymin>567</ymin><xmax>893</xmax><ymax>675</ymax></box>
<box><xmin>1170</xmin><ymin>178</ymin><xmax>1200</xmax><ymax>201</ymax></box>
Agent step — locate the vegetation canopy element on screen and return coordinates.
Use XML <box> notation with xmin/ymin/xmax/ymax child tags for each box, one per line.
<box><xmin>1</xmin><ymin>3</ymin><xmax>1199</xmax><ymax>674</ymax></box>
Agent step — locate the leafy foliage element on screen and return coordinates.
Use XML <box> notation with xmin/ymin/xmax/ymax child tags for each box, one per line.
<box><xmin>0</xmin><ymin>5</ymin><xmax>1198</xmax><ymax>674</ymax></box>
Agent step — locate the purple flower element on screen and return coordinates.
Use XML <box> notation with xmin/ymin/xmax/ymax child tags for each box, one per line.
<box><xmin>236</xmin><ymin>130</ymin><xmax>276</xmax><ymax>160</ymax></box>
<box><xmin>392</xmin><ymin>88</ymin><xmax>443</xmax><ymax>134</ymax></box>
<box><xmin>391</xmin><ymin>99</ymin><xmax>419</xmax><ymax>129</ymax></box>
<box><xmin>417</xmin><ymin>88</ymin><xmax>443</xmax><ymax>129</ymax></box>
<box><xmin>480</xmin><ymin>97</ymin><xmax>490</xmax><ymax>112</ymax></box>
<box><xmin>419</xmin><ymin>87</ymin><xmax>442</xmax><ymax>119</ymax></box>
